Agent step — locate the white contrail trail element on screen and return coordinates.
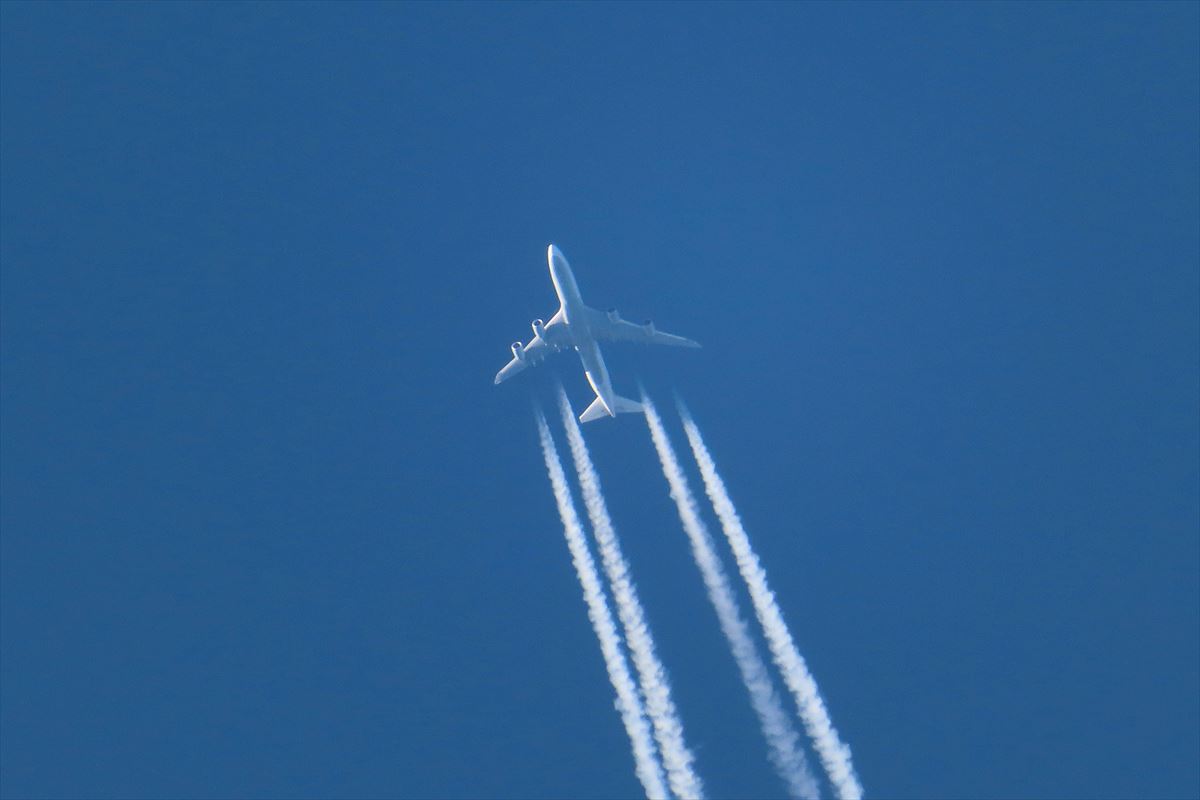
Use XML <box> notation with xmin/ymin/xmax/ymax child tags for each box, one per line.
<box><xmin>678</xmin><ymin>400</ymin><xmax>864</xmax><ymax>800</ymax></box>
<box><xmin>640</xmin><ymin>394</ymin><xmax>819</xmax><ymax>800</ymax></box>
<box><xmin>535</xmin><ymin>408</ymin><xmax>670</xmax><ymax>800</ymax></box>
<box><xmin>557</xmin><ymin>386</ymin><xmax>705</xmax><ymax>800</ymax></box>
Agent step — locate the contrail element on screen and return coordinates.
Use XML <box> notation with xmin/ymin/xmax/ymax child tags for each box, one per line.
<box><xmin>640</xmin><ymin>394</ymin><xmax>819</xmax><ymax>800</ymax></box>
<box><xmin>678</xmin><ymin>400</ymin><xmax>864</xmax><ymax>800</ymax></box>
<box><xmin>557</xmin><ymin>386</ymin><xmax>705</xmax><ymax>800</ymax></box>
<box><xmin>534</xmin><ymin>408</ymin><xmax>670</xmax><ymax>800</ymax></box>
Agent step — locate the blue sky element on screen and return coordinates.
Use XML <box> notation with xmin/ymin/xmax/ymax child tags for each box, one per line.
<box><xmin>2</xmin><ymin>2</ymin><xmax>1197</xmax><ymax>798</ymax></box>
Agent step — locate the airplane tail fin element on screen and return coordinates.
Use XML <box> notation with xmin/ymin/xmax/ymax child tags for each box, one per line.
<box><xmin>580</xmin><ymin>393</ymin><xmax>643</xmax><ymax>423</ymax></box>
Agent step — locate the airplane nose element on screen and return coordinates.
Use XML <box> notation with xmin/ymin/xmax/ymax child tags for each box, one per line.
<box><xmin>547</xmin><ymin>244</ymin><xmax>560</xmax><ymax>265</ymax></box>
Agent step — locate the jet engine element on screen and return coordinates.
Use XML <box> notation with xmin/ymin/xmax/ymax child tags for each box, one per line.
<box><xmin>531</xmin><ymin>319</ymin><xmax>546</xmax><ymax>341</ymax></box>
<box><xmin>511</xmin><ymin>341</ymin><xmax>526</xmax><ymax>361</ymax></box>
<box><xmin>643</xmin><ymin>320</ymin><xmax>656</xmax><ymax>334</ymax></box>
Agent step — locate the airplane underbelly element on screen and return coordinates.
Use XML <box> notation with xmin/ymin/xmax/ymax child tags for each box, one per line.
<box><xmin>577</xmin><ymin>341</ymin><xmax>611</xmax><ymax>398</ymax></box>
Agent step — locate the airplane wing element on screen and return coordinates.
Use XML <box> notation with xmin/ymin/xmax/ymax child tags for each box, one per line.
<box><xmin>494</xmin><ymin>310</ymin><xmax>567</xmax><ymax>384</ymax></box>
<box><xmin>585</xmin><ymin>307</ymin><xmax>701</xmax><ymax>348</ymax></box>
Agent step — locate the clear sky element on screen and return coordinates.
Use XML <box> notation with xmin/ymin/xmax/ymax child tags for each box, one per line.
<box><xmin>2</xmin><ymin>2</ymin><xmax>1197</xmax><ymax>799</ymax></box>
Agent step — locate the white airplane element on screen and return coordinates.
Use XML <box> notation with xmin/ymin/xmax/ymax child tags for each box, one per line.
<box><xmin>495</xmin><ymin>244</ymin><xmax>701</xmax><ymax>422</ymax></box>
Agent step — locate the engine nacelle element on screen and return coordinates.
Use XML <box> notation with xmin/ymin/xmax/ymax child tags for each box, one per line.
<box><xmin>511</xmin><ymin>341</ymin><xmax>526</xmax><ymax>362</ymax></box>
<box><xmin>607</xmin><ymin>308</ymin><xmax>621</xmax><ymax>322</ymax></box>
<box><xmin>531</xmin><ymin>319</ymin><xmax>546</xmax><ymax>341</ymax></box>
<box><xmin>643</xmin><ymin>320</ymin><xmax>656</xmax><ymax>334</ymax></box>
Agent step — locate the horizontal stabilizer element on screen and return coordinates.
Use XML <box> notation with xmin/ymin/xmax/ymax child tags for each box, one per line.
<box><xmin>580</xmin><ymin>397</ymin><xmax>609</xmax><ymax>423</ymax></box>
<box><xmin>580</xmin><ymin>393</ymin><xmax>643</xmax><ymax>423</ymax></box>
<box><xmin>611</xmin><ymin>394</ymin><xmax>643</xmax><ymax>414</ymax></box>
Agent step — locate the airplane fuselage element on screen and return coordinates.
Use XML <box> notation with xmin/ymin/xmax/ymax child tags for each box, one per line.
<box><xmin>547</xmin><ymin>246</ymin><xmax>620</xmax><ymax>415</ymax></box>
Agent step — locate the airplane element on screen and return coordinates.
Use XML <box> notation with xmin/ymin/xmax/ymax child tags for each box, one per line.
<box><xmin>494</xmin><ymin>244</ymin><xmax>700</xmax><ymax>422</ymax></box>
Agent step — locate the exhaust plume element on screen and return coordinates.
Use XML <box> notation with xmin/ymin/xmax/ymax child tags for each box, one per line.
<box><xmin>640</xmin><ymin>394</ymin><xmax>819</xmax><ymax>800</ymax></box>
<box><xmin>557</xmin><ymin>385</ymin><xmax>705</xmax><ymax>800</ymax></box>
<box><xmin>535</xmin><ymin>408</ymin><xmax>670</xmax><ymax>800</ymax></box>
<box><xmin>678</xmin><ymin>401</ymin><xmax>864</xmax><ymax>800</ymax></box>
